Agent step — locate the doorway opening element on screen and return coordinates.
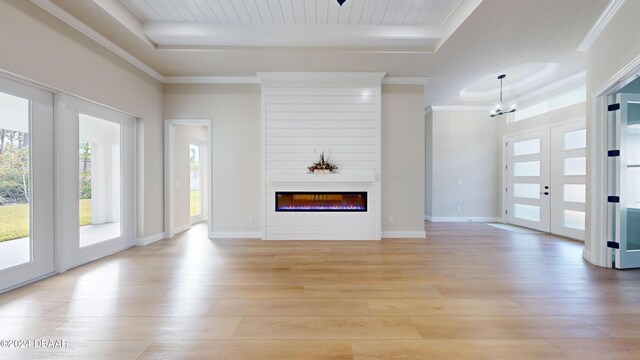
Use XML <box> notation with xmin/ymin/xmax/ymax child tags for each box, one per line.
<box><xmin>164</xmin><ymin>120</ymin><xmax>212</xmax><ymax>238</ymax></box>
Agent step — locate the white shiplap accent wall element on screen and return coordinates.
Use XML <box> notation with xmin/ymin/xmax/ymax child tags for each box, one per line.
<box><xmin>259</xmin><ymin>73</ymin><xmax>384</xmax><ymax>240</ymax></box>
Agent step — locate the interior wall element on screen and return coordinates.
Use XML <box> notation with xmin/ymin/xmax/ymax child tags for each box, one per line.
<box><xmin>173</xmin><ymin>126</ymin><xmax>207</xmax><ymax>231</ymax></box>
<box><xmin>163</xmin><ymin>84</ymin><xmax>262</xmax><ymax>234</ymax></box>
<box><xmin>0</xmin><ymin>0</ymin><xmax>164</xmax><ymax>239</ymax></box>
<box><xmin>425</xmin><ymin>110</ymin><xmax>433</xmax><ymax>219</ymax></box>
<box><xmin>382</xmin><ymin>85</ymin><xmax>426</xmax><ymax>234</ymax></box>
<box><xmin>586</xmin><ymin>0</ymin><xmax>640</xmax><ymax>266</ymax></box>
<box><xmin>427</xmin><ymin>110</ymin><xmax>501</xmax><ymax>220</ymax></box>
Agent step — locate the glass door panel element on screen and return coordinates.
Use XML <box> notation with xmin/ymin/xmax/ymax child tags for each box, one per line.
<box><xmin>550</xmin><ymin>121</ymin><xmax>587</xmax><ymax>240</ymax></box>
<box><xmin>0</xmin><ymin>91</ymin><xmax>31</xmax><ymax>271</ymax></box>
<box><xmin>189</xmin><ymin>143</ymin><xmax>200</xmax><ymax>218</ymax></box>
<box><xmin>611</xmin><ymin>93</ymin><xmax>640</xmax><ymax>268</ymax></box>
<box><xmin>0</xmin><ymin>77</ymin><xmax>54</xmax><ymax>291</ymax></box>
<box><xmin>506</xmin><ymin>129</ymin><xmax>550</xmax><ymax>232</ymax></box>
<box><xmin>59</xmin><ymin>95</ymin><xmax>134</xmax><ymax>269</ymax></box>
<box><xmin>78</xmin><ymin>114</ymin><xmax>122</xmax><ymax>248</ymax></box>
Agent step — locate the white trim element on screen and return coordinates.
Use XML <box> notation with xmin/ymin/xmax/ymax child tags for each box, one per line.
<box><xmin>267</xmin><ymin>172</ymin><xmax>376</xmax><ymax>183</ymax></box>
<box><xmin>426</xmin><ymin>217</ymin><xmax>504</xmax><ymax>223</ymax></box>
<box><xmin>586</xmin><ymin>54</ymin><xmax>640</xmax><ymax>268</ymax></box>
<box><xmin>135</xmin><ymin>232</ymin><xmax>164</xmax><ymax>246</ymax></box>
<box><xmin>382</xmin><ymin>231</ymin><xmax>427</xmax><ymax>238</ymax></box>
<box><xmin>174</xmin><ymin>223</ymin><xmax>191</xmax><ymax>234</ymax></box>
<box><xmin>428</xmin><ymin>105</ymin><xmax>488</xmax><ymax>112</ymax></box>
<box><xmin>164</xmin><ymin>76</ymin><xmax>261</xmax><ymax>84</ymax></box>
<box><xmin>164</xmin><ymin>119</ymin><xmax>214</xmax><ymax>239</ymax></box>
<box><xmin>211</xmin><ymin>231</ymin><xmax>262</xmax><ymax>239</ymax></box>
<box><xmin>577</xmin><ymin>0</ymin><xmax>626</xmax><ymax>52</ymax></box>
<box><xmin>30</xmin><ymin>0</ymin><xmax>164</xmax><ymax>82</ymax></box>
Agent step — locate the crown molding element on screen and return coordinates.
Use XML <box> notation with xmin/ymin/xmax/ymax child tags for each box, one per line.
<box><xmin>256</xmin><ymin>72</ymin><xmax>387</xmax><ymax>87</ymax></box>
<box><xmin>31</xmin><ymin>0</ymin><xmax>164</xmax><ymax>82</ymax></box>
<box><xmin>164</xmin><ymin>76</ymin><xmax>261</xmax><ymax>84</ymax></box>
<box><xmin>577</xmin><ymin>0</ymin><xmax>626</xmax><ymax>53</ymax></box>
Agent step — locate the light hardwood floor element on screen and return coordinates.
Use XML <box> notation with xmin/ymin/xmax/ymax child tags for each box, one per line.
<box><xmin>1</xmin><ymin>222</ymin><xmax>640</xmax><ymax>359</ymax></box>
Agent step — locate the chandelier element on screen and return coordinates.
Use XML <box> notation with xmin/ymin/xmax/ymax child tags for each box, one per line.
<box><xmin>489</xmin><ymin>74</ymin><xmax>517</xmax><ymax>117</ymax></box>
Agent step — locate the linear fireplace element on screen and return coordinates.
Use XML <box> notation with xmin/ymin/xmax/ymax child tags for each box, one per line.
<box><xmin>275</xmin><ymin>191</ymin><xmax>367</xmax><ymax>212</ymax></box>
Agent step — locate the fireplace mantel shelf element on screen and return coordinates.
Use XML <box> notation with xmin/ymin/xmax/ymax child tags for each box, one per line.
<box><xmin>267</xmin><ymin>172</ymin><xmax>375</xmax><ymax>183</ymax></box>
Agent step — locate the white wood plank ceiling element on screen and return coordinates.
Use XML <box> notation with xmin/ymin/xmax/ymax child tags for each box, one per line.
<box><xmin>123</xmin><ymin>0</ymin><xmax>462</xmax><ymax>26</ymax></box>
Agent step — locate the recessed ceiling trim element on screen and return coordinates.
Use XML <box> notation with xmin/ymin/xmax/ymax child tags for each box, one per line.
<box><xmin>30</xmin><ymin>0</ymin><xmax>164</xmax><ymax>82</ymax></box>
<box><xmin>143</xmin><ymin>23</ymin><xmax>442</xmax><ymax>49</ymax></box>
<box><xmin>577</xmin><ymin>0</ymin><xmax>626</xmax><ymax>52</ymax></box>
<box><xmin>508</xmin><ymin>71</ymin><xmax>586</xmax><ymax>108</ymax></box>
<box><xmin>91</xmin><ymin>0</ymin><xmax>156</xmax><ymax>49</ymax></box>
<box><xmin>436</xmin><ymin>0</ymin><xmax>483</xmax><ymax>51</ymax></box>
<box><xmin>460</xmin><ymin>63</ymin><xmax>559</xmax><ymax>99</ymax></box>
<box><xmin>428</xmin><ymin>105</ymin><xmax>489</xmax><ymax>112</ymax></box>
<box><xmin>163</xmin><ymin>75</ymin><xmax>430</xmax><ymax>85</ymax></box>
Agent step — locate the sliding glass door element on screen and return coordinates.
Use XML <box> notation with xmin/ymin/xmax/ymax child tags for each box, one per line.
<box><xmin>57</xmin><ymin>95</ymin><xmax>135</xmax><ymax>269</ymax></box>
<box><xmin>0</xmin><ymin>77</ymin><xmax>54</xmax><ymax>290</ymax></box>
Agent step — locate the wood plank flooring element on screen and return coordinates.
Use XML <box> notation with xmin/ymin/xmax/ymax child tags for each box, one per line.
<box><xmin>1</xmin><ymin>222</ymin><xmax>640</xmax><ymax>359</ymax></box>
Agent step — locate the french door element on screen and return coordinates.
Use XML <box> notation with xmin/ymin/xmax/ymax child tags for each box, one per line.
<box><xmin>609</xmin><ymin>93</ymin><xmax>640</xmax><ymax>269</ymax></box>
<box><xmin>0</xmin><ymin>77</ymin><xmax>54</xmax><ymax>290</ymax></box>
<box><xmin>57</xmin><ymin>95</ymin><xmax>135</xmax><ymax>269</ymax></box>
<box><xmin>506</xmin><ymin>121</ymin><xmax>587</xmax><ymax>240</ymax></box>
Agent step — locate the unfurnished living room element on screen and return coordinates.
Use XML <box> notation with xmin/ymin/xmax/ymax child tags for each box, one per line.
<box><xmin>1</xmin><ymin>0</ymin><xmax>640</xmax><ymax>359</ymax></box>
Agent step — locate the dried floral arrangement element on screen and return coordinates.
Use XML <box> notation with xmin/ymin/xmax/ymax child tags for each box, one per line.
<box><xmin>307</xmin><ymin>152</ymin><xmax>338</xmax><ymax>173</ymax></box>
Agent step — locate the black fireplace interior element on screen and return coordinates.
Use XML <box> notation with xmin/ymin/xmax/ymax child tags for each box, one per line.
<box><xmin>275</xmin><ymin>191</ymin><xmax>367</xmax><ymax>212</ymax></box>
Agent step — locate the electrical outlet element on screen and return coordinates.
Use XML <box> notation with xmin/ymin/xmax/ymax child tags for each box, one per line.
<box><xmin>456</xmin><ymin>205</ymin><xmax>461</xmax><ymax>211</ymax></box>
<box><xmin>389</xmin><ymin>216</ymin><xmax>394</xmax><ymax>223</ymax></box>
<box><xmin>457</xmin><ymin>180</ymin><xmax>463</xmax><ymax>186</ymax></box>
<box><xmin>248</xmin><ymin>216</ymin><xmax>254</xmax><ymax>223</ymax></box>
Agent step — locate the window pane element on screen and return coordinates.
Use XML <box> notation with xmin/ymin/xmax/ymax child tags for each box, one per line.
<box><xmin>514</xmin><ymin>161</ymin><xmax>540</xmax><ymax>177</ymax></box>
<box><xmin>564</xmin><ymin>129</ymin><xmax>586</xmax><ymax>150</ymax></box>
<box><xmin>513</xmin><ymin>138</ymin><xmax>540</xmax><ymax>156</ymax></box>
<box><xmin>564</xmin><ymin>184</ymin><xmax>586</xmax><ymax>203</ymax></box>
<box><xmin>79</xmin><ymin>114</ymin><xmax>121</xmax><ymax>248</ymax></box>
<box><xmin>514</xmin><ymin>204</ymin><xmax>540</xmax><ymax>222</ymax></box>
<box><xmin>190</xmin><ymin>144</ymin><xmax>200</xmax><ymax>217</ymax></box>
<box><xmin>564</xmin><ymin>210</ymin><xmax>585</xmax><ymax>230</ymax></box>
<box><xmin>0</xmin><ymin>91</ymin><xmax>31</xmax><ymax>270</ymax></box>
<box><xmin>564</xmin><ymin>157</ymin><xmax>586</xmax><ymax>176</ymax></box>
<box><xmin>513</xmin><ymin>183</ymin><xmax>540</xmax><ymax>199</ymax></box>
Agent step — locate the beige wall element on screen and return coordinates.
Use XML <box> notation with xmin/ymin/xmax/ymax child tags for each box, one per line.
<box><xmin>173</xmin><ymin>126</ymin><xmax>207</xmax><ymax>230</ymax></box>
<box><xmin>425</xmin><ymin>111</ymin><xmax>433</xmax><ymax>218</ymax></box>
<box><xmin>381</xmin><ymin>85</ymin><xmax>426</xmax><ymax>233</ymax></box>
<box><xmin>427</xmin><ymin>110</ymin><xmax>501</xmax><ymax>219</ymax></box>
<box><xmin>163</xmin><ymin>84</ymin><xmax>262</xmax><ymax>233</ymax></box>
<box><xmin>586</xmin><ymin>0</ymin><xmax>640</xmax><ymax>265</ymax></box>
<box><xmin>164</xmin><ymin>83</ymin><xmax>426</xmax><ymax>235</ymax></box>
<box><xmin>0</xmin><ymin>0</ymin><xmax>164</xmax><ymax>239</ymax></box>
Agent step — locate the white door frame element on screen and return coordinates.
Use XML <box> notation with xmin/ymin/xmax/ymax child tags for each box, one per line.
<box><xmin>164</xmin><ymin>119</ymin><xmax>213</xmax><ymax>238</ymax></box>
<box><xmin>55</xmin><ymin>94</ymin><xmax>136</xmax><ymax>271</ymax></box>
<box><xmin>588</xmin><ymin>56</ymin><xmax>640</xmax><ymax>268</ymax></box>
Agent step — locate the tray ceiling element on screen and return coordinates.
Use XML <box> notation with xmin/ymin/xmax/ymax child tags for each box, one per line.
<box><xmin>119</xmin><ymin>0</ymin><xmax>481</xmax><ymax>50</ymax></box>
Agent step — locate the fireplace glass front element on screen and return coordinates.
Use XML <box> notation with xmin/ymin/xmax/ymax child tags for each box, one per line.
<box><xmin>275</xmin><ymin>192</ymin><xmax>367</xmax><ymax>212</ymax></box>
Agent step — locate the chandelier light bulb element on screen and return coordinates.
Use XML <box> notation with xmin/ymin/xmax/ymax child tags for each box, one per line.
<box><xmin>511</xmin><ymin>103</ymin><xmax>517</xmax><ymax>110</ymax></box>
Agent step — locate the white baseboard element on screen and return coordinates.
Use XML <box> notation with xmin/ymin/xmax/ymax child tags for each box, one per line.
<box><xmin>382</xmin><ymin>231</ymin><xmax>427</xmax><ymax>238</ymax></box>
<box><xmin>211</xmin><ymin>231</ymin><xmax>262</xmax><ymax>239</ymax></box>
<box><xmin>174</xmin><ymin>224</ymin><xmax>192</xmax><ymax>234</ymax></box>
<box><xmin>582</xmin><ymin>247</ymin><xmax>592</xmax><ymax>264</ymax></box>
<box><xmin>426</xmin><ymin>217</ymin><xmax>503</xmax><ymax>223</ymax></box>
<box><xmin>136</xmin><ymin>232</ymin><xmax>165</xmax><ymax>246</ymax></box>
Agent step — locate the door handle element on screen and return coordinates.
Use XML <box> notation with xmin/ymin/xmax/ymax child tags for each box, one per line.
<box><xmin>540</xmin><ymin>192</ymin><xmax>549</xmax><ymax>196</ymax></box>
